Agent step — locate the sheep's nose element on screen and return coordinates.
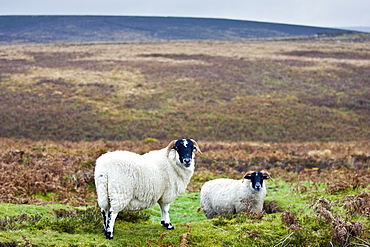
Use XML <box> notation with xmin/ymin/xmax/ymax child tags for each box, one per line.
<box><xmin>183</xmin><ymin>158</ymin><xmax>191</xmax><ymax>166</ymax></box>
<box><xmin>254</xmin><ymin>182</ymin><xmax>262</xmax><ymax>191</ymax></box>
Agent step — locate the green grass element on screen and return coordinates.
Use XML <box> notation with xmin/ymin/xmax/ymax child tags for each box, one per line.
<box><xmin>0</xmin><ymin>182</ymin><xmax>369</xmax><ymax>246</ymax></box>
<box><xmin>147</xmin><ymin>193</ymin><xmax>205</xmax><ymax>224</ymax></box>
<box><xmin>0</xmin><ymin>203</ymin><xmax>78</xmax><ymax>218</ymax></box>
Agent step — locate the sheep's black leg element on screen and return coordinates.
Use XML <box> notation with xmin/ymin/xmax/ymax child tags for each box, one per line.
<box><xmin>104</xmin><ymin>210</ymin><xmax>113</xmax><ymax>239</ymax></box>
<box><xmin>104</xmin><ymin>210</ymin><xmax>118</xmax><ymax>239</ymax></box>
<box><xmin>101</xmin><ymin>209</ymin><xmax>107</xmax><ymax>234</ymax></box>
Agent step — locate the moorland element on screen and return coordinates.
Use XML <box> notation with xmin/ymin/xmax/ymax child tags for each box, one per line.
<box><xmin>0</xmin><ymin>15</ymin><xmax>353</xmax><ymax>43</ymax></box>
<box><xmin>0</xmin><ymin>33</ymin><xmax>369</xmax><ymax>246</ymax></box>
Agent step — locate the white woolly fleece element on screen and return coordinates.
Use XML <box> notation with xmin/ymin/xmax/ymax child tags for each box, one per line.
<box><xmin>94</xmin><ymin>148</ymin><xmax>195</xmax><ymax>212</ymax></box>
<box><xmin>200</xmin><ymin>178</ymin><xmax>266</xmax><ymax>219</ymax></box>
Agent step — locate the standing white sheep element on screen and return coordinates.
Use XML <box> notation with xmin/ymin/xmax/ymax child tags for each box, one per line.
<box><xmin>94</xmin><ymin>139</ymin><xmax>201</xmax><ymax>239</ymax></box>
<box><xmin>200</xmin><ymin>171</ymin><xmax>269</xmax><ymax>219</ymax></box>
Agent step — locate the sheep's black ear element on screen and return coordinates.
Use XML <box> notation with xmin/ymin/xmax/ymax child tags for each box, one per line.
<box><xmin>244</xmin><ymin>175</ymin><xmax>252</xmax><ymax>179</ymax></box>
<box><xmin>263</xmin><ymin>175</ymin><xmax>269</xmax><ymax>179</ymax></box>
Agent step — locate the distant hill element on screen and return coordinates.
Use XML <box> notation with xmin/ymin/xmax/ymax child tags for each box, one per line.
<box><xmin>0</xmin><ymin>15</ymin><xmax>356</xmax><ymax>44</ymax></box>
<box><xmin>346</xmin><ymin>26</ymin><xmax>370</xmax><ymax>33</ymax></box>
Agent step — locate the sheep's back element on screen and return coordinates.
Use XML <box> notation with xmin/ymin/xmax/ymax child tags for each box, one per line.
<box><xmin>95</xmin><ymin>150</ymin><xmax>158</xmax><ymax>175</ymax></box>
<box><xmin>201</xmin><ymin>179</ymin><xmax>247</xmax><ymax>212</ymax></box>
<box><xmin>95</xmin><ymin>150</ymin><xmax>166</xmax><ymax>210</ymax></box>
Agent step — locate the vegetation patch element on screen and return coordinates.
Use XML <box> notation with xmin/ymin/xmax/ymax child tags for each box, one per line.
<box><xmin>0</xmin><ymin>38</ymin><xmax>369</xmax><ymax>246</ymax></box>
<box><xmin>283</xmin><ymin>50</ymin><xmax>370</xmax><ymax>60</ymax></box>
<box><xmin>0</xmin><ymin>138</ymin><xmax>369</xmax><ymax>245</ymax></box>
<box><xmin>0</xmin><ymin>39</ymin><xmax>369</xmax><ymax>142</ymax></box>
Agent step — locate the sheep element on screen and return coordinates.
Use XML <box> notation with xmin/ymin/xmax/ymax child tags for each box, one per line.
<box><xmin>200</xmin><ymin>171</ymin><xmax>270</xmax><ymax>219</ymax></box>
<box><xmin>94</xmin><ymin>139</ymin><xmax>201</xmax><ymax>239</ymax></box>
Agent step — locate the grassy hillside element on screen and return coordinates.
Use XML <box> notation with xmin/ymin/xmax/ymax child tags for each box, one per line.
<box><xmin>0</xmin><ymin>37</ymin><xmax>369</xmax><ymax>142</ymax></box>
<box><xmin>0</xmin><ymin>138</ymin><xmax>369</xmax><ymax>246</ymax></box>
<box><xmin>0</xmin><ymin>16</ymin><xmax>355</xmax><ymax>44</ymax></box>
<box><xmin>0</xmin><ymin>37</ymin><xmax>369</xmax><ymax>246</ymax></box>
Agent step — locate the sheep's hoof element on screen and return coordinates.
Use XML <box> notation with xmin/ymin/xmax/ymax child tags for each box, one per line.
<box><xmin>105</xmin><ymin>231</ymin><xmax>113</xmax><ymax>239</ymax></box>
<box><xmin>166</xmin><ymin>223</ymin><xmax>174</xmax><ymax>230</ymax></box>
<box><xmin>161</xmin><ymin>221</ymin><xmax>175</xmax><ymax>230</ymax></box>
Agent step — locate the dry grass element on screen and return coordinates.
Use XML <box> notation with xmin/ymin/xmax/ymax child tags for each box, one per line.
<box><xmin>0</xmin><ymin>137</ymin><xmax>369</xmax><ymax>206</ymax></box>
<box><xmin>1</xmin><ymin>39</ymin><xmax>370</xmax><ymax>142</ymax></box>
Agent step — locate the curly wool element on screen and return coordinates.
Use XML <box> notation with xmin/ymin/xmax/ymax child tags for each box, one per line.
<box><xmin>95</xmin><ymin>148</ymin><xmax>194</xmax><ymax>212</ymax></box>
<box><xmin>200</xmin><ymin>178</ymin><xmax>266</xmax><ymax>219</ymax></box>
<box><xmin>94</xmin><ymin>139</ymin><xmax>200</xmax><ymax>239</ymax></box>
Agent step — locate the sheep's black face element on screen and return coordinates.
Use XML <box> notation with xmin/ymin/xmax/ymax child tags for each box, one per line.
<box><xmin>244</xmin><ymin>172</ymin><xmax>268</xmax><ymax>191</ymax></box>
<box><xmin>172</xmin><ymin>139</ymin><xmax>197</xmax><ymax>167</ymax></box>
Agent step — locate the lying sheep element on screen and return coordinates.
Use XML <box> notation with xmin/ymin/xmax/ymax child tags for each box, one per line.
<box><xmin>94</xmin><ymin>139</ymin><xmax>201</xmax><ymax>239</ymax></box>
<box><xmin>200</xmin><ymin>171</ymin><xmax>269</xmax><ymax>219</ymax></box>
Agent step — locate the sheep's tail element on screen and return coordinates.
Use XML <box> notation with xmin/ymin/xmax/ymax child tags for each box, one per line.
<box><xmin>95</xmin><ymin>172</ymin><xmax>110</xmax><ymax>210</ymax></box>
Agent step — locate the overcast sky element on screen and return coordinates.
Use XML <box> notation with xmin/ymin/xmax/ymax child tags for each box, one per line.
<box><xmin>1</xmin><ymin>0</ymin><xmax>369</xmax><ymax>28</ymax></box>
